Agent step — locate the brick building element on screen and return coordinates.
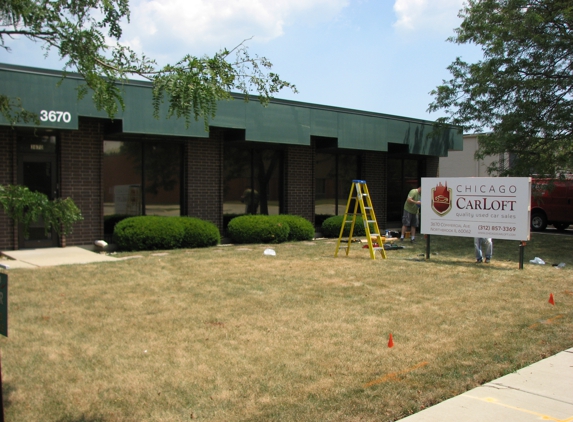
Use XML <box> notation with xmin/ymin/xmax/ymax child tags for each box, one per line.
<box><xmin>0</xmin><ymin>63</ymin><xmax>462</xmax><ymax>250</ymax></box>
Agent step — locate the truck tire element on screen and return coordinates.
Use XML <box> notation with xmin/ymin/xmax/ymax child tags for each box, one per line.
<box><xmin>531</xmin><ymin>211</ymin><xmax>548</xmax><ymax>231</ymax></box>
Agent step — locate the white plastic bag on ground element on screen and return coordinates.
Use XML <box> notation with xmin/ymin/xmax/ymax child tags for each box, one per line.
<box><xmin>263</xmin><ymin>248</ymin><xmax>276</xmax><ymax>256</ymax></box>
<box><xmin>529</xmin><ymin>257</ymin><xmax>545</xmax><ymax>265</ymax></box>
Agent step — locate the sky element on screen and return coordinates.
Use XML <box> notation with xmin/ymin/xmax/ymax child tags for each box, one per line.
<box><xmin>1</xmin><ymin>0</ymin><xmax>484</xmax><ymax>122</ymax></box>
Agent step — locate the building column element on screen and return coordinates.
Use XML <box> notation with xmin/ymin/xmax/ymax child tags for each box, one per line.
<box><xmin>0</xmin><ymin>129</ymin><xmax>17</xmax><ymax>250</ymax></box>
<box><xmin>184</xmin><ymin>135</ymin><xmax>224</xmax><ymax>231</ymax></box>
<box><xmin>59</xmin><ymin>117</ymin><xmax>104</xmax><ymax>246</ymax></box>
<box><xmin>284</xmin><ymin>144</ymin><xmax>314</xmax><ymax>223</ymax></box>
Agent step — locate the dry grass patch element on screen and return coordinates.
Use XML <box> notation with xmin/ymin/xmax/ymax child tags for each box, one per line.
<box><xmin>1</xmin><ymin>233</ymin><xmax>572</xmax><ymax>421</ymax></box>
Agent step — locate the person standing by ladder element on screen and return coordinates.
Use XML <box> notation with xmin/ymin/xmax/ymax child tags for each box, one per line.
<box><xmin>400</xmin><ymin>186</ymin><xmax>421</xmax><ymax>242</ymax></box>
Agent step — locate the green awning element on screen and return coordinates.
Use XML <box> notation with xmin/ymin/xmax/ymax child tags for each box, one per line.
<box><xmin>0</xmin><ymin>63</ymin><xmax>462</xmax><ymax>156</ymax></box>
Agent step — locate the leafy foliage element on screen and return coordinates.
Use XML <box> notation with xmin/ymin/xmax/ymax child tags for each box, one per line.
<box><xmin>113</xmin><ymin>216</ymin><xmax>220</xmax><ymax>251</ymax></box>
<box><xmin>0</xmin><ymin>0</ymin><xmax>297</xmax><ymax>129</ymax></box>
<box><xmin>227</xmin><ymin>215</ymin><xmax>290</xmax><ymax>244</ymax></box>
<box><xmin>179</xmin><ymin>217</ymin><xmax>221</xmax><ymax>249</ymax></box>
<box><xmin>0</xmin><ymin>184</ymin><xmax>83</xmax><ymax>237</ymax></box>
<box><xmin>0</xmin><ymin>94</ymin><xmax>40</xmax><ymax>126</ymax></box>
<box><xmin>113</xmin><ymin>216</ymin><xmax>184</xmax><ymax>251</ymax></box>
<box><xmin>428</xmin><ymin>0</ymin><xmax>573</xmax><ymax>177</ymax></box>
<box><xmin>104</xmin><ymin>214</ymin><xmax>132</xmax><ymax>235</ymax></box>
<box><xmin>272</xmin><ymin>215</ymin><xmax>315</xmax><ymax>241</ymax></box>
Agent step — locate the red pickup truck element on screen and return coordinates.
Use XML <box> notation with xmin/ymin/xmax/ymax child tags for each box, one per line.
<box><xmin>530</xmin><ymin>177</ymin><xmax>573</xmax><ymax>231</ymax></box>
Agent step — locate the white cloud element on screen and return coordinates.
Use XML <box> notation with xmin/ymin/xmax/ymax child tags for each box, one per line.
<box><xmin>121</xmin><ymin>0</ymin><xmax>349</xmax><ymax>58</ymax></box>
<box><xmin>393</xmin><ymin>0</ymin><xmax>465</xmax><ymax>34</ymax></box>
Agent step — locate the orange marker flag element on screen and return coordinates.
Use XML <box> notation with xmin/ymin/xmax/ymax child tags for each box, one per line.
<box><xmin>549</xmin><ymin>293</ymin><xmax>555</xmax><ymax>305</ymax></box>
<box><xmin>388</xmin><ymin>333</ymin><xmax>394</xmax><ymax>348</ymax></box>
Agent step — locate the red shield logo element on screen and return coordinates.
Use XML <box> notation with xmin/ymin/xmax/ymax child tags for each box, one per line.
<box><xmin>431</xmin><ymin>182</ymin><xmax>452</xmax><ymax>216</ymax></box>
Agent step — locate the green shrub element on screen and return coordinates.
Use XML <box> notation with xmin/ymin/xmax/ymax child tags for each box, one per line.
<box><xmin>227</xmin><ymin>215</ymin><xmax>290</xmax><ymax>244</ymax></box>
<box><xmin>223</xmin><ymin>213</ymin><xmax>242</xmax><ymax>231</ymax></box>
<box><xmin>315</xmin><ymin>214</ymin><xmax>333</xmax><ymax>228</ymax></box>
<box><xmin>104</xmin><ymin>214</ymin><xmax>131</xmax><ymax>235</ymax></box>
<box><xmin>179</xmin><ymin>217</ymin><xmax>220</xmax><ymax>248</ymax></box>
<box><xmin>113</xmin><ymin>216</ymin><xmax>183</xmax><ymax>251</ymax></box>
<box><xmin>321</xmin><ymin>215</ymin><xmax>375</xmax><ymax>238</ymax></box>
<box><xmin>272</xmin><ymin>215</ymin><xmax>315</xmax><ymax>241</ymax></box>
<box><xmin>113</xmin><ymin>216</ymin><xmax>220</xmax><ymax>251</ymax></box>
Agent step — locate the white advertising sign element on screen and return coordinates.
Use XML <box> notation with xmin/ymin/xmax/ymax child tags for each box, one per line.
<box><xmin>421</xmin><ymin>177</ymin><xmax>531</xmax><ymax>241</ymax></box>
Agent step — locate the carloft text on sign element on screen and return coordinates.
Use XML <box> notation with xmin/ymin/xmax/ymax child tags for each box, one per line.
<box><xmin>420</xmin><ymin>177</ymin><xmax>531</xmax><ymax>241</ymax></box>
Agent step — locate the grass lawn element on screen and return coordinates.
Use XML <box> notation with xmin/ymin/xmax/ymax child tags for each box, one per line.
<box><xmin>1</xmin><ymin>233</ymin><xmax>572</xmax><ymax>421</ymax></box>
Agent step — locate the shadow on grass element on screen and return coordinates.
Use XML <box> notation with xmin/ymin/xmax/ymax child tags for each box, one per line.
<box><xmin>2</xmin><ymin>381</ymin><xmax>16</xmax><ymax>409</ymax></box>
<box><xmin>3</xmin><ymin>383</ymin><xmax>106</xmax><ymax>422</ymax></box>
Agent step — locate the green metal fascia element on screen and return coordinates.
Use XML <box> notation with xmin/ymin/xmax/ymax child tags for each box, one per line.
<box><xmin>244</xmin><ymin>101</ymin><xmax>311</xmax><ymax>145</ymax></box>
<box><xmin>0</xmin><ymin>63</ymin><xmax>462</xmax><ymax>156</ymax></box>
<box><xmin>0</xmin><ymin>65</ymin><xmax>83</xmax><ymax>130</ymax></box>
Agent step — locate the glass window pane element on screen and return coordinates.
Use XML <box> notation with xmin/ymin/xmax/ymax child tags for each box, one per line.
<box><xmin>315</xmin><ymin>153</ymin><xmax>359</xmax><ymax>217</ymax></box>
<box><xmin>224</xmin><ymin>146</ymin><xmax>253</xmax><ymax>215</ymax></box>
<box><xmin>224</xmin><ymin>146</ymin><xmax>283</xmax><ymax>217</ymax></box>
<box><xmin>387</xmin><ymin>158</ymin><xmax>403</xmax><ymax>222</ymax></box>
<box><xmin>403</xmin><ymin>159</ymin><xmax>419</xmax><ymax>192</ymax></box>
<box><xmin>144</xmin><ymin>143</ymin><xmax>182</xmax><ymax>216</ymax></box>
<box><xmin>315</xmin><ymin>153</ymin><xmax>336</xmax><ymax>217</ymax></box>
<box><xmin>103</xmin><ymin>141</ymin><xmax>142</xmax><ymax>217</ymax></box>
<box><xmin>255</xmin><ymin>149</ymin><xmax>282</xmax><ymax>215</ymax></box>
<box><xmin>338</xmin><ymin>154</ymin><xmax>358</xmax><ymax>214</ymax></box>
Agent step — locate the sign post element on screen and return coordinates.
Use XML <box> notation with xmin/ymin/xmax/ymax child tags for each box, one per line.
<box><xmin>0</xmin><ymin>273</ymin><xmax>6</xmax><ymax>337</ymax></box>
<box><xmin>0</xmin><ymin>272</ymin><xmax>6</xmax><ymax>422</ymax></box>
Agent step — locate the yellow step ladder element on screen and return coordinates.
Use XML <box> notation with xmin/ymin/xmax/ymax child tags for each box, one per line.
<box><xmin>334</xmin><ymin>180</ymin><xmax>387</xmax><ymax>259</ymax></box>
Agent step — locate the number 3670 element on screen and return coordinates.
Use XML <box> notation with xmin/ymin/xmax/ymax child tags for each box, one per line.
<box><xmin>40</xmin><ymin>110</ymin><xmax>72</xmax><ymax>123</ymax></box>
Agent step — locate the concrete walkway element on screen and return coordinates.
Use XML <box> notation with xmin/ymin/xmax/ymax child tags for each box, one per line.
<box><xmin>1</xmin><ymin>247</ymin><xmax>571</xmax><ymax>421</ymax></box>
<box><xmin>0</xmin><ymin>246</ymin><xmax>121</xmax><ymax>269</ymax></box>
<box><xmin>400</xmin><ymin>348</ymin><xmax>573</xmax><ymax>421</ymax></box>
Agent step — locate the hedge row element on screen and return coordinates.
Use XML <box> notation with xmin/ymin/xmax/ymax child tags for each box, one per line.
<box><xmin>113</xmin><ymin>216</ymin><xmax>220</xmax><ymax>251</ymax></box>
<box><xmin>227</xmin><ymin>214</ymin><xmax>315</xmax><ymax>244</ymax></box>
<box><xmin>113</xmin><ymin>214</ymin><xmax>316</xmax><ymax>250</ymax></box>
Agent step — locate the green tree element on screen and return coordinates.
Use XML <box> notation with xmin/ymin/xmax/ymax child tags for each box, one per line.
<box><xmin>0</xmin><ymin>0</ymin><xmax>297</xmax><ymax>128</ymax></box>
<box><xmin>428</xmin><ymin>0</ymin><xmax>573</xmax><ymax>178</ymax></box>
<box><xmin>0</xmin><ymin>185</ymin><xmax>83</xmax><ymax>237</ymax></box>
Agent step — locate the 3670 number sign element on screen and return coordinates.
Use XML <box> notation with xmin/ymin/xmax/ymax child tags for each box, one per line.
<box><xmin>40</xmin><ymin>110</ymin><xmax>72</xmax><ymax>123</ymax></box>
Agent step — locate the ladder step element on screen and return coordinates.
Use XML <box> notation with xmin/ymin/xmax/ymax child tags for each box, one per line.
<box><xmin>335</xmin><ymin>180</ymin><xmax>386</xmax><ymax>260</ymax></box>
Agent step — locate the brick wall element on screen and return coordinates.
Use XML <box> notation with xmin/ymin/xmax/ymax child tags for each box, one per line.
<box><xmin>0</xmin><ymin>128</ymin><xmax>16</xmax><ymax>250</ymax></box>
<box><xmin>185</xmin><ymin>136</ymin><xmax>223</xmax><ymax>230</ymax></box>
<box><xmin>284</xmin><ymin>145</ymin><xmax>314</xmax><ymax>222</ymax></box>
<box><xmin>59</xmin><ymin>117</ymin><xmax>103</xmax><ymax>246</ymax></box>
<box><xmin>362</xmin><ymin>152</ymin><xmax>388</xmax><ymax>229</ymax></box>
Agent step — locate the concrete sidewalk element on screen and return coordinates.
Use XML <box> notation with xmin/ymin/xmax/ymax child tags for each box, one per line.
<box><xmin>400</xmin><ymin>348</ymin><xmax>573</xmax><ymax>421</ymax></box>
<box><xmin>0</xmin><ymin>246</ymin><xmax>123</xmax><ymax>269</ymax></box>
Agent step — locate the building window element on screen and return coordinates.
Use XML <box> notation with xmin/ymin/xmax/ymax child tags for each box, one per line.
<box><xmin>315</xmin><ymin>152</ymin><xmax>359</xmax><ymax>218</ymax></box>
<box><xmin>387</xmin><ymin>158</ymin><xmax>421</xmax><ymax>222</ymax></box>
<box><xmin>103</xmin><ymin>140</ymin><xmax>182</xmax><ymax>217</ymax></box>
<box><xmin>223</xmin><ymin>145</ymin><xmax>283</xmax><ymax>218</ymax></box>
